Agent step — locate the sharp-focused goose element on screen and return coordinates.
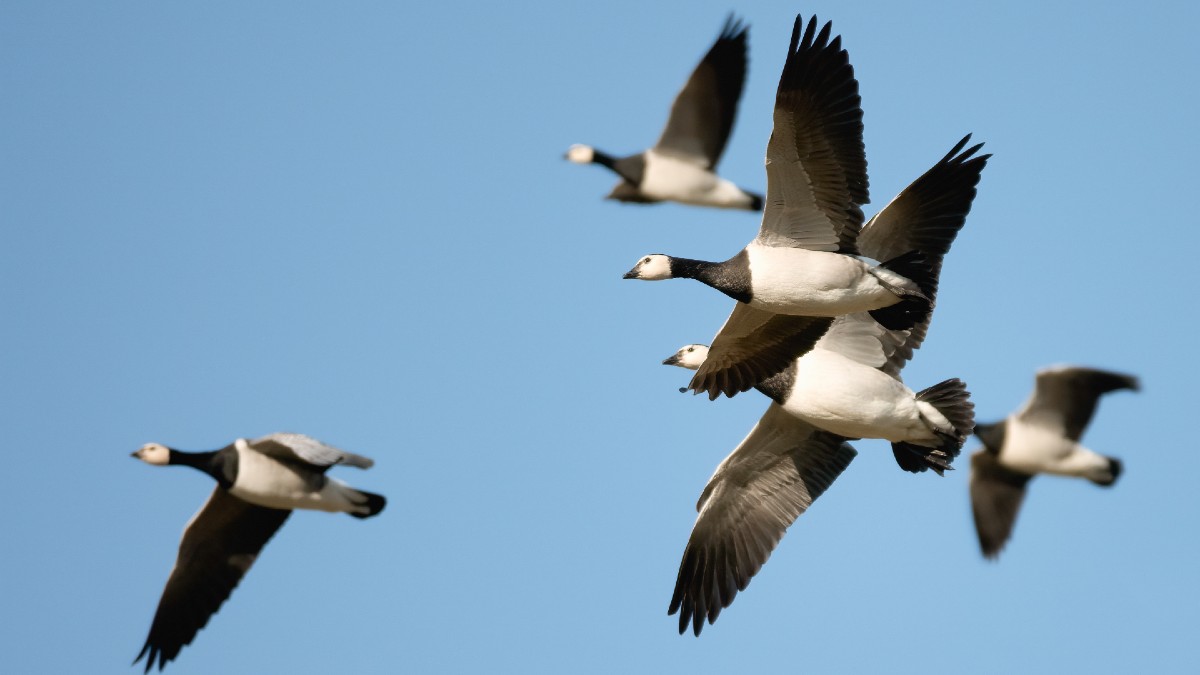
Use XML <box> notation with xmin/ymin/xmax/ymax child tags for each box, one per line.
<box><xmin>661</xmin><ymin>134</ymin><xmax>988</xmax><ymax>634</ymax></box>
<box><xmin>666</xmin><ymin>134</ymin><xmax>988</xmax><ymax>470</ymax></box>
<box><xmin>131</xmin><ymin>433</ymin><xmax>386</xmax><ymax>672</ymax></box>
<box><xmin>664</xmin><ymin>331</ymin><xmax>972</xmax><ymax>475</ymax></box>
<box><xmin>625</xmin><ymin>17</ymin><xmax>945</xmax><ymax>398</ymax></box>
<box><xmin>970</xmin><ymin>366</ymin><xmax>1138</xmax><ymax>559</ymax></box>
<box><xmin>565</xmin><ymin>15</ymin><xmax>762</xmax><ymax>210</ymax></box>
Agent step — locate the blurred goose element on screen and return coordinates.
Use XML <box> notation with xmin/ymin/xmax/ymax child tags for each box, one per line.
<box><xmin>132</xmin><ymin>433</ymin><xmax>385</xmax><ymax>672</ymax></box>
<box><xmin>625</xmin><ymin>16</ymin><xmax>943</xmax><ymax>398</ymax></box>
<box><xmin>970</xmin><ymin>366</ymin><xmax>1138</xmax><ymax>559</ymax></box>
<box><xmin>662</xmin><ymin>132</ymin><xmax>989</xmax><ymax>634</ymax></box>
<box><xmin>566</xmin><ymin>15</ymin><xmax>762</xmax><ymax>210</ymax></box>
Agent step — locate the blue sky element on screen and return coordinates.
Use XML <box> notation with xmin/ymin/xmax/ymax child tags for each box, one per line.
<box><xmin>2</xmin><ymin>1</ymin><xmax>1197</xmax><ymax>672</ymax></box>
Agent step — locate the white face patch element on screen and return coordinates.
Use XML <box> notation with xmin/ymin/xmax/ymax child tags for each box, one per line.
<box><xmin>135</xmin><ymin>443</ymin><xmax>171</xmax><ymax>466</ymax></box>
<box><xmin>626</xmin><ymin>254</ymin><xmax>673</xmax><ymax>280</ymax></box>
<box><xmin>565</xmin><ymin>144</ymin><xmax>595</xmax><ymax>164</ymax></box>
<box><xmin>669</xmin><ymin>344</ymin><xmax>709</xmax><ymax>370</ymax></box>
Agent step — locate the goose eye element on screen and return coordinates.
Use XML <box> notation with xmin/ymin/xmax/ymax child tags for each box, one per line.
<box><xmin>686</xmin><ymin>347</ymin><xmax>694</xmax><ymax>352</ymax></box>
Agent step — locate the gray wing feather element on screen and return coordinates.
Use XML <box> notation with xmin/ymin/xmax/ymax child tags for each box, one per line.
<box><xmin>756</xmin><ymin>16</ymin><xmax>866</xmax><ymax>253</ymax></box>
<box><xmin>815</xmin><ymin>312</ymin><xmax>909</xmax><ymax>378</ymax></box>
<box><xmin>249</xmin><ymin>433</ymin><xmax>375</xmax><ymax>469</ymax></box>
<box><xmin>135</xmin><ymin>489</ymin><xmax>290</xmax><ymax>672</ymax></box>
<box><xmin>1016</xmin><ymin>366</ymin><xmax>1140</xmax><ymax>441</ymax></box>
<box><xmin>969</xmin><ymin>450</ymin><xmax>1032</xmax><ymax>559</ymax></box>
<box><xmin>668</xmin><ymin>404</ymin><xmax>856</xmax><ymax>635</ymax></box>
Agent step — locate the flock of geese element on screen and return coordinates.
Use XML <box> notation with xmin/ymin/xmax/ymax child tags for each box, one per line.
<box><xmin>128</xmin><ymin>11</ymin><xmax>1138</xmax><ymax>672</ymax></box>
<box><xmin>569</xmin><ymin>13</ymin><xmax>1139</xmax><ymax>636</ymax></box>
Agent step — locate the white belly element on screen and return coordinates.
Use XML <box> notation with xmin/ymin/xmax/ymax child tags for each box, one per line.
<box><xmin>781</xmin><ymin>350</ymin><xmax>936</xmax><ymax>442</ymax></box>
<box><xmin>640</xmin><ymin>150</ymin><xmax>750</xmax><ymax>208</ymax></box>
<box><xmin>744</xmin><ymin>244</ymin><xmax>900</xmax><ymax>315</ymax></box>
<box><xmin>1000</xmin><ymin>420</ymin><xmax>1106</xmax><ymax>478</ymax></box>
<box><xmin>229</xmin><ymin>449</ymin><xmax>354</xmax><ymax>513</ymax></box>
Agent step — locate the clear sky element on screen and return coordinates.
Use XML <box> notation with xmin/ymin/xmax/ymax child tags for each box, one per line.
<box><xmin>2</xmin><ymin>1</ymin><xmax>1197</xmax><ymax>673</ymax></box>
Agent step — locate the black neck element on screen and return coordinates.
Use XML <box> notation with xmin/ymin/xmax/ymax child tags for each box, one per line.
<box><xmin>592</xmin><ymin>149</ymin><xmax>645</xmax><ymax>185</ymax></box>
<box><xmin>973</xmin><ymin>421</ymin><xmax>1005</xmax><ymax>453</ymax></box>
<box><xmin>590</xmin><ymin>148</ymin><xmax>618</xmax><ymax>170</ymax></box>
<box><xmin>168</xmin><ymin>448</ymin><xmax>236</xmax><ymax>488</ymax></box>
<box><xmin>671</xmin><ymin>254</ymin><xmax>751</xmax><ymax>304</ymax></box>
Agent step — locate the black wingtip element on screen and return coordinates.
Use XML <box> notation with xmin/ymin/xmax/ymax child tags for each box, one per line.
<box><xmin>719</xmin><ymin>12</ymin><xmax>748</xmax><ymax>42</ymax></box>
<box><xmin>787</xmin><ymin>15</ymin><xmax>835</xmax><ymax>60</ymax></box>
<box><xmin>1092</xmin><ymin>457</ymin><xmax>1122</xmax><ymax>487</ymax></box>
<box><xmin>1108</xmin><ymin>457</ymin><xmax>1123</xmax><ymax>483</ymax></box>
<box><xmin>349</xmin><ymin>491</ymin><xmax>387</xmax><ymax>519</ymax></box>
<box><xmin>942</xmin><ymin>133</ymin><xmax>990</xmax><ymax>166</ymax></box>
<box><xmin>943</xmin><ymin>133</ymin><xmax>972</xmax><ymax>160</ymax></box>
<box><xmin>132</xmin><ymin>640</ymin><xmax>161</xmax><ymax>674</ymax></box>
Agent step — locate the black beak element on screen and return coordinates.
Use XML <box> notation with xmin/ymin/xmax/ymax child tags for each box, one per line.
<box><xmin>622</xmin><ymin>267</ymin><xmax>639</xmax><ymax>279</ymax></box>
<box><xmin>130</xmin><ymin>450</ymin><xmax>140</xmax><ymax>458</ymax></box>
<box><xmin>663</xmin><ymin>355</ymin><xmax>680</xmax><ymax>366</ymax></box>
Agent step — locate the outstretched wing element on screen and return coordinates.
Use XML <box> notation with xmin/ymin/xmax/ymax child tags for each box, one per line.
<box><xmin>135</xmin><ymin>488</ymin><xmax>290</xmax><ymax>672</ymax></box>
<box><xmin>969</xmin><ymin>450</ymin><xmax>1033</xmax><ymax>559</ymax></box>
<box><xmin>669</xmin><ymin>404</ymin><xmax>856</xmax><ymax>635</ymax></box>
<box><xmin>689</xmin><ymin>303</ymin><xmax>833</xmax><ymax>399</ymax></box>
<box><xmin>652</xmin><ymin>14</ymin><xmax>749</xmax><ymax>169</ymax></box>
<box><xmin>756</xmin><ymin>15</ymin><xmax>867</xmax><ymax>253</ymax></box>
<box><xmin>858</xmin><ymin>134</ymin><xmax>990</xmax><ymax>266</ymax></box>
<box><xmin>1015</xmin><ymin>366</ymin><xmax>1140</xmax><ymax>441</ymax></box>
<box><xmin>855</xmin><ymin>136</ymin><xmax>990</xmax><ymax>372</ymax></box>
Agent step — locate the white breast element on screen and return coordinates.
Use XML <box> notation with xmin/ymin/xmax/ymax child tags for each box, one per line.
<box><xmin>228</xmin><ymin>449</ymin><xmax>315</xmax><ymax>510</ymax></box>
<box><xmin>228</xmin><ymin>446</ymin><xmax>369</xmax><ymax>514</ymax></box>
<box><xmin>640</xmin><ymin>150</ymin><xmax>747</xmax><ymax>207</ymax></box>
<box><xmin>744</xmin><ymin>244</ymin><xmax>895</xmax><ymax>316</ymax></box>
<box><xmin>999</xmin><ymin>420</ymin><xmax>1079</xmax><ymax>475</ymax></box>
<box><xmin>782</xmin><ymin>349</ymin><xmax>930</xmax><ymax>442</ymax></box>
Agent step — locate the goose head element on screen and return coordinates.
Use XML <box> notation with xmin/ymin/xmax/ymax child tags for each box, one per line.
<box><xmin>623</xmin><ymin>254</ymin><xmax>673</xmax><ymax>280</ymax></box>
<box><xmin>663</xmin><ymin>344</ymin><xmax>710</xmax><ymax>370</ymax></box>
<box><xmin>564</xmin><ymin>144</ymin><xmax>596</xmax><ymax>164</ymax></box>
<box><xmin>132</xmin><ymin>442</ymin><xmax>172</xmax><ymax>466</ymax></box>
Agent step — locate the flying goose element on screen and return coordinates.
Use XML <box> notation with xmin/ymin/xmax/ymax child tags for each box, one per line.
<box><xmin>625</xmin><ymin>16</ymin><xmax>944</xmax><ymax>399</ymax></box>
<box><xmin>664</xmin><ymin>332</ymin><xmax>972</xmax><ymax>475</ymax></box>
<box><xmin>565</xmin><ymin>15</ymin><xmax>762</xmax><ymax>210</ymax></box>
<box><xmin>131</xmin><ymin>433</ymin><xmax>386</xmax><ymax>672</ymax></box>
<box><xmin>970</xmin><ymin>366</ymin><xmax>1138</xmax><ymax>559</ymax></box>
<box><xmin>661</xmin><ymin>133</ymin><xmax>988</xmax><ymax>634</ymax></box>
